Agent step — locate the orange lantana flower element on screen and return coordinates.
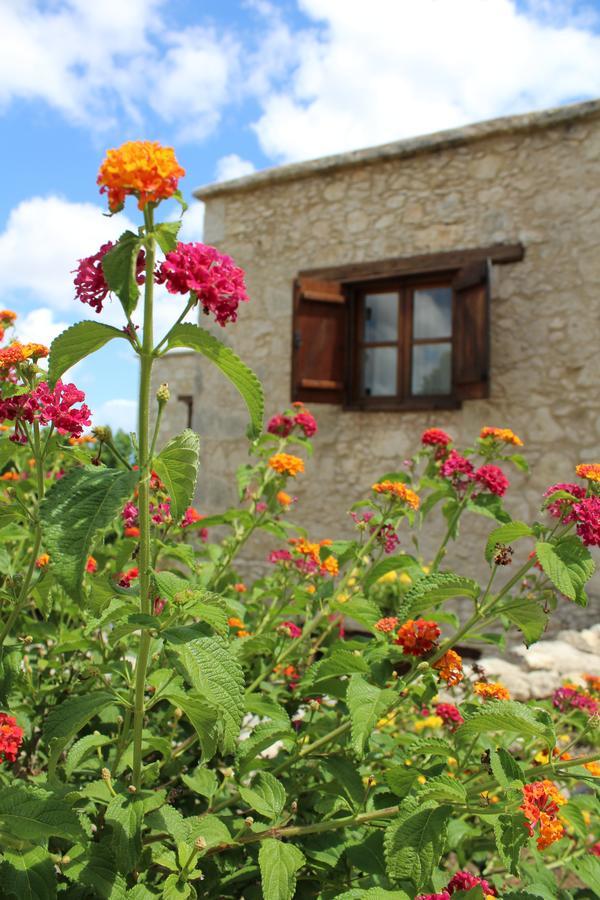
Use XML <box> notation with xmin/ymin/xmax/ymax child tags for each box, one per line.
<box><xmin>375</xmin><ymin>616</ymin><xmax>399</xmax><ymax>634</ymax></box>
<box><xmin>372</xmin><ymin>481</ymin><xmax>420</xmax><ymax>510</ymax></box>
<box><xmin>0</xmin><ymin>341</ymin><xmax>49</xmax><ymax>370</ymax></box>
<box><xmin>474</xmin><ymin>681</ymin><xmax>511</xmax><ymax>701</ymax></box>
<box><xmin>395</xmin><ymin>618</ymin><xmax>440</xmax><ymax>656</ymax></box>
<box><xmin>97</xmin><ymin>141</ymin><xmax>185</xmax><ymax>212</ymax></box>
<box><xmin>269</xmin><ymin>453</ymin><xmax>304</xmax><ymax>477</ymax></box>
<box><xmin>480</xmin><ymin>426</ymin><xmax>523</xmax><ymax>446</ymax></box>
<box><xmin>35</xmin><ymin>553</ymin><xmax>50</xmax><ymax>569</ymax></box>
<box><xmin>321</xmin><ymin>555</ymin><xmax>339</xmax><ymax>577</ymax></box>
<box><xmin>576</xmin><ymin>463</ymin><xmax>600</xmax><ymax>483</ymax></box>
<box><xmin>0</xmin><ymin>310</ymin><xmax>17</xmax><ymax>323</ymax></box>
<box><xmin>520</xmin><ymin>780</ymin><xmax>566</xmax><ymax>850</ymax></box>
<box><xmin>276</xmin><ymin>490</ymin><xmax>293</xmax><ymax>507</ymax></box>
<box><xmin>433</xmin><ymin>649</ymin><xmax>464</xmax><ymax>686</ymax></box>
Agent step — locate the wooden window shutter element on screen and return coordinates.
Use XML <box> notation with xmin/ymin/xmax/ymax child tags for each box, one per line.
<box><xmin>291</xmin><ymin>277</ymin><xmax>347</xmax><ymax>404</ymax></box>
<box><xmin>452</xmin><ymin>259</ymin><xmax>491</xmax><ymax>400</ymax></box>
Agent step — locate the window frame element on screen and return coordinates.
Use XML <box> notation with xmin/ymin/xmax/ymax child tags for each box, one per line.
<box><xmin>346</xmin><ymin>270</ymin><xmax>460</xmax><ymax>412</ymax></box>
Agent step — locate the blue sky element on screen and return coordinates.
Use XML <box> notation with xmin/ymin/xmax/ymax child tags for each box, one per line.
<box><xmin>1</xmin><ymin>0</ymin><xmax>599</xmax><ymax>430</ymax></box>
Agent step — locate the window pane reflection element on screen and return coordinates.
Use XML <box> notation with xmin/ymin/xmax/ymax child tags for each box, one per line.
<box><xmin>413</xmin><ymin>287</ymin><xmax>452</xmax><ymax>339</ymax></box>
<box><xmin>412</xmin><ymin>343</ymin><xmax>451</xmax><ymax>395</ymax></box>
<box><xmin>363</xmin><ymin>347</ymin><xmax>397</xmax><ymax>396</ymax></box>
<box><xmin>364</xmin><ymin>293</ymin><xmax>398</xmax><ymax>342</ymax></box>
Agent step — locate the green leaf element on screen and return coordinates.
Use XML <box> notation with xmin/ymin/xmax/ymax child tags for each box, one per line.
<box><xmin>567</xmin><ymin>854</ymin><xmax>600</xmax><ymax>895</ymax></box>
<box><xmin>239</xmin><ymin>772</ymin><xmax>286</xmax><ymax>821</ymax></box>
<box><xmin>458</xmin><ymin>701</ymin><xmax>554</xmax><ymax>746</ymax></box>
<box><xmin>153</xmin><ymin>429</ymin><xmax>200</xmax><ymax>521</ymax></box>
<box><xmin>497</xmin><ymin>598</ymin><xmax>548</xmax><ymax>646</ymax></box>
<box><xmin>181</xmin><ymin>767</ymin><xmax>218</xmax><ymax>799</ymax></box>
<box><xmin>346</xmin><ymin>675</ymin><xmax>396</xmax><ymax>757</ymax></box>
<box><xmin>403</xmin><ymin>573</ymin><xmax>480</xmax><ymax>612</ymax></box>
<box><xmin>101</xmin><ymin>230</ymin><xmax>143</xmax><ymax>316</ymax></box>
<box><xmin>40</xmin><ymin>467</ymin><xmax>138</xmax><ymax>599</ymax></box>
<box><xmin>535</xmin><ymin>537</ymin><xmax>595</xmax><ymax>603</ymax></box>
<box><xmin>418</xmin><ymin>775</ymin><xmax>466</xmax><ymax>804</ymax></box>
<box><xmin>62</xmin><ymin>842</ymin><xmax>126</xmax><ymax>899</ymax></box>
<box><xmin>168</xmin><ymin>636</ymin><xmax>245</xmax><ymax>752</ymax></box>
<box><xmin>154</xmin><ymin>220</ymin><xmax>181</xmax><ymax>255</ymax></box>
<box><xmin>304</xmin><ymin>648</ymin><xmax>369</xmax><ymax>688</ymax></box>
<box><xmin>165</xmin><ymin>323</ymin><xmax>264</xmax><ymax>439</ymax></box>
<box><xmin>467</xmin><ymin>493</ymin><xmax>511</xmax><ymax>524</ymax></box>
<box><xmin>489</xmin><ymin>747</ymin><xmax>524</xmax><ymax>787</ymax></box>
<box><xmin>47</xmin><ymin>321</ymin><xmax>127</xmax><ymax>388</ymax></box>
<box><xmin>162</xmin><ymin>875</ymin><xmax>192</xmax><ymax>900</ymax></box>
<box><xmin>173</xmin><ymin>588</ymin><xmax>229</xmax><ymax>635</ymax></box>
<box><xmin>363</xmin><ymin>554</ymin><xmax>418</xmax><ymax>592</ymax></box>
<box><xmin>384</xmin><ymin>766</ymin><xmax>418</xmax><ymax>799</ymax></box>
<box><xmin>105</xmin><ymin>795</ymin><xmax>143</xmax><ymax>873</ymax></box>
<box><xmin>337</xmin><ymin>594</ymin><xmax>382</xmax><ymax>630</ymax></box>
<box><xmin>0</xmin><ymin>783</ymin><xmax>84</xmax><ymax>842</ymax></box>
<box><xmin>43</xmin><ymin>691</ymin><xmax>114</xmax><ymax>773</ymax></box>
<box><xmin>336</xmin><ymin>891</ymin><xmax>410</xmax><ymax>900</ymax></box>
<box><xmin>404</xmin><ymin>737</ymin><xmax>455</xmax><ymax>759</ymax></box>
<box><xmin>384</xmin><ymin>799</ymin><xmax>451</xmax><ymax>889</ymax></box>
<box><xmin>65</xmin><ymin>732</ymin><xmax>112</xmax><ymax>778</ymax></box>
<box><xmin>258</xmin><ymin>839</ymin><xmax>305</xmax><ymax>900</ymax></box>
<box><xmin>485</xmin><ymin>522</ymin><xmax>534</xmax><ymax>563</ymax></box>
<box><xmin>236</xmin><ymin>722</ymin><xmax>295</xmax><ymax>774</ymax></box>
<box><xmin>1</xmin><ymin>846</ymin><xmax>56</xmax><ymax>900</ymax></box>
<box><xmin>493</xmin><ymin>813</ymin><xmax>528</xmax><ymax>875</ymax></box>
<box><xmin>165</xmin><ymin>691</ymin><xmax>220</xmax><ymax>762</ymax></box>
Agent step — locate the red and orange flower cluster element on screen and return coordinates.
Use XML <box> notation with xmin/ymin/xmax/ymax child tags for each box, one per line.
<box><xmin>480</xmin><ymin>426</ymin><xmax>523</xmax><ymax>446</ymax></box>
<box><xmin>0</xmin><ymin>712</ymin><xmax>23</xmax><ymax>764</ymax></box>
<box><xmin>269</xmin><ymin>453</ymin><xmax>305</xmax><ymax>477</ymax></box>
<box><xmin>372</xmin><ymin>480</ymin><xmax>420</xmax><ymax>510</ymax></box>
<box><xmin>417</xmin><ymin>870</ymin><xmax>497</xmax><ymax>899</ymax></box>
<box><xmin>474</xmin><ymin>681</ymin><xmax>511</xmax><ymax>701</ymax></box>
<box><xmin>375</xmin><ymin>617</ymin><xmax>441</xmax><ymax>656</ymax></box>
<box><xmin>0</xmin><ymin>341</ymin><xmax>48</xmax><ymax>371</ymax></box>
<box><xmin>520</xmin><ymin>779</ymin><xmax>566</xmax><ymax>849</ymax></box>
<box><xmin>433</xmin><ymin>649</ymin><xmax>464</xmax><ymax>686</ymax></box>
<box><xmin>97</xmin><ymin>140</ymin><xmax>185</xmax><ymax>212</ymax></box>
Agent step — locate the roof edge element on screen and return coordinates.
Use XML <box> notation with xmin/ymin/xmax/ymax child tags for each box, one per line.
<box><xmin>194</xmin><ymin>98</ymin><xmax>600</xmax><ymax>201</ymax></box>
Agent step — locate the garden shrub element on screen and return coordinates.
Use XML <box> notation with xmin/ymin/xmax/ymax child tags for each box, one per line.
<box><xmin>0</xmin><ymin>140</ymin><xmax>598</xmax><ymax>899</ymax></box>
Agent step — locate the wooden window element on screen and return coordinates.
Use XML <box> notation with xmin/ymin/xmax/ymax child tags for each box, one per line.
<box><xmin>291</xmin><ymin>243</ymin><xmax>523</xmax><ymax>410</ymax></box>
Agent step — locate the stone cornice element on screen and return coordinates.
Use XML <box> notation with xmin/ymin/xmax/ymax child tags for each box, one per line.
<box><xmin>194</xmin><ymin>98</ymin><xmax>600</xmax><ymax>200</ymax></box>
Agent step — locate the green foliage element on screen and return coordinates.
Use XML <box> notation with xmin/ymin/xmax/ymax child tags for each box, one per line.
<box><xmin>152</xmin><ymin>429</ymin><xmax>200</xmax><ymax>521</ymax></box>
<box><xmin>346</xmin><ymin>675</ymin><xmax>396</xmax><ymax>756</ymax></box>
<box><xmin>105</xmin><ymin>795</ymin><xmax>143</xmax><ymax>873</ymax></box>
<box><xmin>535</xmin><ymin>536</ymin><xmax>595</xmax><ymax>604</ymax></box>
<box><xmin>496</xmin><ymin>597</ymin><xmax>548</xmax><ymax>645</ymax></box>
<box><xmin>164</xmin><ymin>323</ymin><xmax>264</xmax><ymax>438</ymax></box>
<box><xmin>493</xmin><ymin>813</ymin><xmax>529</xmax><ymax>874</ymax></box>
<box><xmin>259</xmin><ymin>839</ymin><xmax>305</xmax><ymax>900</ymax></box>
<box><xmin>1</xmin><ymin>846</ymin><xmax>57</xmax><ymax>900</ymax></box>
<box><xmin>403</xmin><ymin>572</ymin><xmax>480</xmax><ymax>611</ymax></box>
<box><xmin>485</xmin><ymin>521</ymin><xmax>535</xmax><ymax>562</ymax></box>
<box><xmin>101</xmin><ymin>230</ymin><xmax>144</xmax><ymax>316</ymax></box>
<box><xmin>384</xmin><ymin>799</ymin><xmax>451</xmax><ymax>889</ymax></box>
<box><xmin>48</xmin><ymin>321</ymin><xmax>128</xmax><ymax>388</ymax></box>
<box><xmin>40</xmin><ymin>467</ymin><xmax>137</xmax><ymax>598</ymax></box>
<box><xmin>238</xmin><ymin>771</ymin><xmax>286</xmax><ymax>820</ymax></box>
<box><xmin>458</xmin><ymin>700</ymin><xmax>555</xmax><ymax>746</ymax></box>
<box><xmin>0</xmin><ymin>783</ymin><xmax>83</xmax><ymax>842</ymax></box>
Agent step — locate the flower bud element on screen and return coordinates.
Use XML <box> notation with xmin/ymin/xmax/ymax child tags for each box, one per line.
<box><xmin>291</xmin><ymin>800</ymin><xmax>298</xmax><ymax>813</ymax></box>
<box><xmin>101</xmin><ymin>768</ymin><xmax>112</xmax><ymax>782</ymax></box>
<box><xmin>195</xmin><ymin>837</ymin><xmax>207</xmax><ymax>851</ymax></box>
<box><xmin>156</xmin><ymin>382</ymin><xmax>170</xmax><ymax>404</ymax></box>
<box><xmin>127</xmin><ymin>785</ymin><xmax>137</xmax><ymax>794</ymax></box>
<box><xmin>244</xmin><ymin>816</ymin><xmax>254</xmax><ymax>827</ymax></box>
<box><xmin>92</xmin><ymin>425</ymin><xmax>112</xmax><ymax>442</ymax></box>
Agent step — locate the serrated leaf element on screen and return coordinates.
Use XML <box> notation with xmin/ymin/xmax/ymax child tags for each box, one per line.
<box><xmin>47</xmin><ymin>321</ymin><xmax>127</xmax><ymax>387</ymax></box>
<box><xmin>497</xmin><ymin>598</ymin><xmax>548</xmax><ymax>646</ymax></box>
<box><xmin>493</xmin><ymin>813</ymin><xmax>528</xmax><ymax>875</ymax></box>
<box><xmin>153</xmin><ymin>429</ymin><xmax>200</xmax><ymax>521</ymax></box>
<box><xmin>384</xmin><ymin>799</ymin><xmax>451</xmax><ymax>889</ymax></box>
<box><xmin>335</xmin><ymin>890</ymin><xmax>410</xmax><ymax>900</ymax></box>
<box><xmin>458</xmin><ymin>701</ymin><xmax>554</xmax><ymax>746</ymax></box>
<box><xmin>363</xmin><ymin>554</ymin><xmax>418</xmax><ymax>592</ymax></box>
<box><xmin>101</xmin><ymin>230</ymin><xmax>143</xmax><ymax>316</ymax></box>
<box><xmin>168</xmin><ymin>636</ymin><xmax>244</xmax><ymax>752</ymax></box>
<box><xmin>105</xmin><ymin>795</ymin><xmax>143</xmax><ymax>873</ymax></box>
<box><xmin>418</xmin><ymin>775</ymin><xmax>466</xmax><ymax>804</ymax></box>
<box><xmin>384</xmin><ymin>766</ymin><xmax>418</xmax><ymax>799</ymax></box>
<box><xmin>165</xmin><ymin>323</ymin><xmax>264</xmax><ymax>439</ymax></box>
<box><xmin>535</xmin><ymin>537</ymin><xmax>595</xmax><ymax>603</ymax></box>
<box><xmin>154</xmin><ymin>220</ymin><xmax>181</xmax><ymax>255</ymax></box>
<box><xmin>146</xmin><ymin>805</ymin><xmax>189</xmax><ymax>843</ymax></box>
<box><xmin>182</xmin><ymin>767</ymin><xmax>218</xmax><ymax>799</ymax></box>
<box><xmin>346</xmin><ymin>675</ymin><xmax>396</xmax><ymax>757</ymax></box>
<box><xmin>0</xmin><ymin>784</ymin><xmax>84</xmax><ymax>842</ymax></box>
<box><xmin>40</xmin><ymin>467</ymin><xmax>138</xmax><ymax>599</ymax></box>
<box><xmin>485</xmin><ymin>521</ymin><xmax>534</xmax><ymax>562</ymax></box>
<box><xmin>403</xmin><ymin>573</ymin><xmax>480</xmax><ymax>613</ymax></box>
<box><xmin>336</xmin><ymin>593</ymin><xmax>382</xmax><ymax>630</ymax></box>
<box><xmin>567</xmin><ymin>853</ymin><xmax>600</xmax><ymax>895</ymax></box>
<box><xmin>239</xmin><ymin>772</ymin><xmax>286</xmax><ymax>821</ymax></box>
<box><xmin>178</xmin><ymin>589</ymin><xmax>229</xmax><ymax>635</ymax></box>
<box><xmin>305</xmin><ymin>648</ymin><xmax>369</xmax><ymax>688</ymax></box>
<box><xmin>466</xmin><ymin>493</ymin><xmax>511</xmax><ymax>524</ymax></box>
<box><xmin>44</xmin><ymin>691</ymin><xmax>114</xmax><ymax>774</ymax></box>
<box><xmin>165</xmin><ymin>690</ymin><xmax>220</xmax><ymax>762</ymax></box>
<box><xmin>1</xmin><ymin>846</ymin><xmax>56</xmax><ymax>900</ymax></box>
<box><xmin>162</xmin><ymin>874</ymin><xmax>192</xmax><ymax>900</ymax></box>
<box><xmin>62</xmin><ymin>842</ymin><xmax>126</xmax><ymax>899</ymax></box>
<box><xmin>259</xmin><ymin>839</ymin><xmax>305</xmax><ymax>900</ymax></box>
<box><xmin>236</xmin><ymin>722</ymin><xmax>295</xmax><ymax>774</ymax></box>
<box><xmin>489</xmin><ymin>747</ymin><xmax>524</xmax><ymax>787</ymax></box>
<box><xmin>65</xmin><ymin>732</ymin><xmax>112</xmax><ymax>778</ymax></box>
<box><xmin>404</xmin><ymin>737</ymin><xmax>455</xmax><ymax>759</ymax></box>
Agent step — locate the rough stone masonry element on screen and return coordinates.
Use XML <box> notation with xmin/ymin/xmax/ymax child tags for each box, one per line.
<box><xmin>153</xmin><ymin>99</ymin><xmax>600</xmax><ymax>632</ymax></box>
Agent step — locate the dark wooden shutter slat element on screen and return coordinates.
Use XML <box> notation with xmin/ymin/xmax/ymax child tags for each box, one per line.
<box><xmin>292</xmin><ymin>278</ymin><xmax>347</xmax><ymax>404</ymax></box>
<box><xmin>452</xmin><ymin>259</ymin><xmax>490</xmax><ymax>400</ymax></box>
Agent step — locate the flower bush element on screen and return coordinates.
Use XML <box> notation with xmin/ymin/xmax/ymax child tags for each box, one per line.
<box><xmin>0</xmin><ymin>140</ymin><xmax>598</xmax><ymax>899</ymax></box>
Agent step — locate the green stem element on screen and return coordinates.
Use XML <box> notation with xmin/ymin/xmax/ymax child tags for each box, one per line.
<box><xmin>154</xmin><ymin>298</ymin><xmax>195</xmax><ymax>355</ymax></box>
<box><xmin>431</xmin><ymin>494</ymin><xmax>469</xmax><ymax>571</ymax></box>
<box><xmin>0</xmin><ymin>423</ymin><xmax>45</xmax><ymax>649</ymax></box>
<box><xmin>132</xmin><ymin>206</ymin><xmax>156</xmax><ymax>791</ymax></box>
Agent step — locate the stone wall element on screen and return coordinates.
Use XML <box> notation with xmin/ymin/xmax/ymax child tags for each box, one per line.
<box><xmin>152</xmin><ymin>102</ymin><xmax>600</xmax><ymax>629</ymax></box>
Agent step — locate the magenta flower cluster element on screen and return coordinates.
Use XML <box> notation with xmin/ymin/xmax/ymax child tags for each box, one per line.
<box><xmin>417</xmin><ymin>870</ymin><xmax>497</xmax><ymax>899</ymax></box>
<box><xmin>0</xmin><ymin>381</ymin><xmax>91</xmax><ymax>444</ymax></box>
<box><xmin>552</xmin><ymin>685</ymin><xmax>599</xmax><ymax>716</ymax></box>
<box><xmin>74</xmin><ymin>242</ymin><xmax>145</xmax><ymax>314</ymax></box>
<box><xmin>440</xmin><ymin>451</ymin><xmax>509</xmax><ymax>497</ymax></box>
<box><xmin>544</xmin><ymin>482</ymin><xmax>586</xmax><ymax>523</ymax></box>
<box><xmin>267</xmin><ymin>411</ymin><xmax>318</xmax><ymax>439</ymax></box>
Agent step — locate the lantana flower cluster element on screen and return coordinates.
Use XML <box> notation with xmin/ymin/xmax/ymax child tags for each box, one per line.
<box><xmin>0</xmin><ymin>712</ymin><xmax>24</xmax><ymax>763</ymax></box>
<box><xmin>520</xmin><ymin>779</ymin><xmax>566</xmax><ymax>850</ymax></box>
<box><xmin>267</xmin><ymin>405</ymin><xmax>318</xmax><ymax>439</ymax></box>
<box><xmin>0</xmin><ymin>380</ymin><xmax>91</xmax><ymax>444</ymax></box>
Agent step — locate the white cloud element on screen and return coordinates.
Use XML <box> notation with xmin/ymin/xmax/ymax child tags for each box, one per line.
<box><xmin>0</xmin><ymin>195</ymin><xmax>136</xmax><ymax>312</ymax></box>
<box><xmin>94</xmin><ymin>398</ymin><xmax>137</xmax><ymax>432</ymax></box>
<box><xmin>253</xmin><ymin>0</ymin><xmax>600</xmax><ymax>162</ymax></box>
<box><xmin>215</xmin><ymin>154</ymin><xmax>256</xmax><ymax>182</ymax></box>
<box><xmin>178</xmin><ymin>202</ymin><xmax>205</xmax><ymax>242</ymax></box>
<box><xmin>12</xmin><ymin>306</ymin><xmax>71</xmax><ymax>346</ymax></box>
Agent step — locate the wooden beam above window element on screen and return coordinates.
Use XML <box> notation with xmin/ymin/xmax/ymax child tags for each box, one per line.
<box><xmin>298</xmin><ymin>242</ymin><xmax>524</xmax><ymax>284</ymax></box>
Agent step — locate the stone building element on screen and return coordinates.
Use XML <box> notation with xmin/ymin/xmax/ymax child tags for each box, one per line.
<box><xmin>153</xmin><ymin>99</ymin><xmax>600</xmax><ymax>626</ymax></box>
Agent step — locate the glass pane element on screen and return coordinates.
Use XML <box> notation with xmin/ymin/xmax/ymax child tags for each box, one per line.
<box><xmin>363</xmin><ymin>347</ymin><xmax>397</xmax><ymax>397</ymax></box>
<box><xmin>413</xmin><ymin>287</ymin><xmax>452</xmax><ymax>339</ymax></box>
<box><xmin>412</xmin><ymin>343</ymin><xmax>452</xmax><ymax>395</ymax></box>
<box><xmin>364</xmin><ymin>293</ymin><xmax>398</xmax><ymax>342</ymax></box>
